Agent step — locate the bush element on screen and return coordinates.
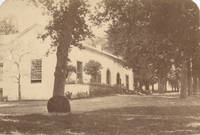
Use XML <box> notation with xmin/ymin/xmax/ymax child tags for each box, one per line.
<box><xmin>112</xmin><ymin>84</ymin><xmax>127</xmax><ymax>94</ymax></box>
<box><xmin>89</xmin><ymin>83</ymin><xmax>116</xmax><ymax>97</ymax></box>
<box><xmin>65</xmin><ymin>91</ymin><xmax>72</xmax><ymax>99</ymax></box>
<box><xmin>76</xmin><ymin>91</ymin><xmax>89</xmax><ymax>99</ymax></box>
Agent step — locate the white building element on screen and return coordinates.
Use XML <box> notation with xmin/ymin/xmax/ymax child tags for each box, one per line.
<box><xmin>0</xmin><ymin>0</ymin><xmax>134</xmax><ymax>100</ymax></box>
<box><xmin>0</xmin><ymin>23</ymin><xmax>134</xmax><ymax>100</ymax></box>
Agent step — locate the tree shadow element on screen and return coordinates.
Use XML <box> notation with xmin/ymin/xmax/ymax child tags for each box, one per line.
<box><xmin>1</xmin><ymin>106</ymin><xmax>200</xmax><ymax>135</ymax></box>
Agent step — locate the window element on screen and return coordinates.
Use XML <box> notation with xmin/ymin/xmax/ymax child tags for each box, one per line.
<box><xmin>77</xmin><ymin>61</ymin><xmax>83</xmax><ymax>83</ymax></box>
<box><xmin>106</xmin><ymin>69</ymin><xmax>111</xmax><ymax>85</ymax></box>
<box><xmin>0</xmin><ymin>63</ymin><xmax>3</xmax><ymax>81</ymax></box>
<box><xmin>126</xmin><ymin>75</ymin><xmax>129</xmax><ymax>89</ymax></box>
<box><xmin>116</xmin><ymin>73</ymin><xmax>121</xmax><ymax>85</ymax></box>
<box><xmin>31</xmin><ymin>59</ymin><xmax>42</xmax><ymax>83</ymax></box>
<box><xmin>97</xmin><ymin>71</ymin><xmax>101</xmax><ymax>83</ymax></box>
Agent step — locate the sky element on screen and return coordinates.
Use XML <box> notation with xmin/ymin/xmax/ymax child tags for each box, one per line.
<box><xmin>0</xmin><ymin>0</ymin><xmax>5</xmax><ymax>6</ymax></box>
<box><xmin>193</xmin><ymin>0</ymin><xmax>200</xmax><ymax>10</ymax></box>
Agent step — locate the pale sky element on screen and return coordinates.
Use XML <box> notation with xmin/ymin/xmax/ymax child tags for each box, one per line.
<box><xmin>0</xmin><ymin>0</ymin><xmax>5</xmax><ymax>6</ymax></box>
<box><xmin>193</xmin><ymin>0</ymin><xmax>200</xmax><ymax>10</ymax></box>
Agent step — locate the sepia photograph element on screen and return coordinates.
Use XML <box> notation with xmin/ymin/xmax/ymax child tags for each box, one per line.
<box><xmin>0</xmin><ymin>0</ymin><xmax>200</xmax><ymax>134</ymax></box>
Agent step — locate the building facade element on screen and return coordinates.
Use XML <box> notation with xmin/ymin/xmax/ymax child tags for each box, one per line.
<box><xmin>0</xmin><ymin>24</ymin><xmax>134</xmax><ymax>100</ymax></box>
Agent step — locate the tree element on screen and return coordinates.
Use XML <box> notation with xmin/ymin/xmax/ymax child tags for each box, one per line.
<box><xmin>0</xmin><ymin>17</ymin><xmax>24</xmax><ymax>100</ymax></box>
<box><xmin>84</xmin><ymin>60</ymin><xmax>102</xmax><ymax>83</ymax></box>
<box><xmin>149</xmin><ymin>0</ymin><xmax>199</xmax><ymax>97</ymax></box>
<box><xmin>93</xmin><ymin>0</ymin><xmax>199</xmax><ymax>97</ymax></box>
<box><xmin>0</xmin><ymin>18</ymin><xmax>18</xmax><ymax>35</ymax></box>
<box><xmin>167</xmin><ymin>65</ymin><xmax>180</xmax><ymax>92</ymax></box>
<box><xmin>28</xmin><ymin>0</ymin><xmax>92</xmax><ymax>112</ymax></box>
<box><xmin>4</xmin><ymin>48</ymin><xmax>30</xmax><ymax>101</ymax></box>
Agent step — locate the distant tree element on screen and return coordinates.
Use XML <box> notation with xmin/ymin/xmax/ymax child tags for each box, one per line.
<box><xmin>93</xmin><ymin>0</ymin><xmax>199</xmax><ymax>97</ymax></box>
<box><xmin>84</xmin><ymin>60</ymin><xmax>102</xmax><ymax>83</ymax></box>
<box><xmin>0</xmin><ymin>17</ymin><xmax>22</xmax><ymax>100</ymax></box>
<box><xmin>167</xmin><ymin>66</ymin><xmax>180</xmax><ymax>92</ymax></box>
<box><xmin>8</xmin><ymin>48</ymin><xmax>30</xmax><ymax>101</ymax></box>
<box><xmin>0</xmin><ymin>18</ymin><xmax>18</xmax><ymax>35</ymax></box>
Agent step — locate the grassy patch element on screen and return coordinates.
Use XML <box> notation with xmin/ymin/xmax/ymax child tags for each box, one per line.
<box><xmin>1</xmin><ymin>106</ymin><xmax>200</xmax><ymax>135</ymax></box>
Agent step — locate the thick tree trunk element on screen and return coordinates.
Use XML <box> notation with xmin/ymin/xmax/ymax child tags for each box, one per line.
<box><xmin>47</xmin><ymin>38</ymin><xmax>71</xmax><ymax>113</ymax></box>
<box><xmin>164</xmin><ymin>79</ymin><xmax>167</xmax><ymax>92</ymax></box>
<box><xmin>53</xmin><ymin>45</ymin><xmax>68</xmax><ymax>97</ymax></box>
<box><xmin>158</xmin><ymin>77</ymin><xmax>165</xmax><ymax>93</ymax></box>
<box><xmin>180</xmin><ymin>60</ymin><xmax>187</xmax><ymax>98</ymax></box>
<box><xmin>187</xmin><ymin>59</ymin><xmax>192</xmax><ymax>96</ymax></box>
<box><xmin>139</xmin><ymin>80</ymin><xmax>143</xmax><ymax>90</ymax></box>
<box><xmin>53</xmin><ymin>68</ymin><xmax>66</xmax><ymax>96</ymax></box>
<box><xmin>145</xmin><ymin>80</ymin><xmax>149</xmax><ymax>90</ymax></box>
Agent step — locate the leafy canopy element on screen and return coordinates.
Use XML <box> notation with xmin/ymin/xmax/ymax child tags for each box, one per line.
<box><xmin>84</xmin><ymin>60</ymin><xmax>102</xmax><ymax>76</ymax></box>
<box><xmin>93</xmin><ymin>0</ymin><xmax>199</xmax><ymax>79</ymax></box>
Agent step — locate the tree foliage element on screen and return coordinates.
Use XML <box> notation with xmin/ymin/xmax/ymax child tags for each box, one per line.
<box><xmin>84</xmin><ymin>60</ymin><xmax>102</xmax><ymax>76</ymax></box>
<box><xmin>0</xmin><ymin>18</ymin><xmax>18</xmax><ymax>35</ymax></box>
<box><xmin>93</xmin><ymin>0</ymin><xmax>199</xmax><ymax>93</ymax></box>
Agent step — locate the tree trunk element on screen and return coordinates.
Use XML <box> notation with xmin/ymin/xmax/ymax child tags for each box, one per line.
<box><xmin>197</xmin><ymin>76</ymin><xmax>200</xmax><ymax>94</ymax></box>
<box><xmin>53</xmin><ymin>46</ymin><xmax>69</xmax><ymax>97</ymax></box>
<box><xmin>158</xmin><ymin>77</ymin><xmax>165</xmax><ymax>93</ymax></box>
<box><xmin>145</xmin><ymin>80</ymin><xmax>149</xmax><ymax>90</ymax></box>
<box><xmin>193</xmin><ymin>74</ymin><xmax>198</xmax><ymax>95</ymax></box>
<box><xmin>180</xmin><ymin>60</ymin><xmax>187</xmax><ymax>98</ymax></box>
<box><xmin>187</xmin><ymin>59</ymin><xmax>192</xmax><ymax>96</ymax></box>
<box><xmin>139</xmin><ymin>80</ymin><xmax>143</xmax><ymax>90</ymax></box>
<box><xmin>47</xmin><ymin>42</ymin><xmax>71</xmax><ymax>113</ymax></box>
<box><xmin>152</xmin><ymin>83</ymin><xmax>154</xmax><ymax>92</ymax></box>
<box><xmin>164</xmin><ymin>79</ymin><xmax>167</xmax><ymax>92</ymax></box>
<box><xmin>18</xmin><ymin>73</ymin><xmax>21</xmax><ymax>101</ymax></box>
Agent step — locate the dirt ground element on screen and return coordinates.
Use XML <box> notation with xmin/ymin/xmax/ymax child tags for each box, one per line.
<box><xmin>0</xmin><ymin>94</ymin><xmax>200</xmax><ymax>135</ymax></box>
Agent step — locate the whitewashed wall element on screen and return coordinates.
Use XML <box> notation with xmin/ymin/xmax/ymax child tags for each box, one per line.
<box><xmin>68</xmin><ymin>46</ymin><xmax>134</xmax><ymax>90</ymax></box>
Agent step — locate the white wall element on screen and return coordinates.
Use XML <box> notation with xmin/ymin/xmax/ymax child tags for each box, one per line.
<box><xmin>0</xmin><ymin>32</ymin><xmax>134</xmax><ymax>100</ymax></box>
<box><xmin>0</xmin><ymin>24</ymin><xmax>56</xmax><ymax>100</ymax></box>
<box><xmin>68</xmin><ymin>46</ymin><xmax>134</xmax><ymax>90</ymax></box>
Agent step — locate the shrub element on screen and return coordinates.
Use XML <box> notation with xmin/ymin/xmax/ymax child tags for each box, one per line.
<box><xmin>112</xmin><ymin>84</ymin><xmax>127</xmax><ymax>94</ymax></box>
<box><xmin>65</xmin><ymin>91</ymin><xmax>72</xmax><ymax>99</ymax></box>
<box><xmin>89</xmin><ymin>83</ymin><xmax>116</xmax><ymax>97</ymax></box>
<box><xmin>76</xmin><ymin>91</ymin><xmax>89</xmax><ymax>99</ymax></box>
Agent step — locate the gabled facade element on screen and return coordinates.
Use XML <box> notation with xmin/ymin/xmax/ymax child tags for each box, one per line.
<box><xmin>0</xmin><ymin>24</ymin><xmax>134</xmax><ymax>100</ymax></box>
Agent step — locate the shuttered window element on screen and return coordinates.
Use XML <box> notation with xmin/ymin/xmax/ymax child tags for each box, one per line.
<box><xmin>31</xmin><ymin>59</ymin><xmax>42</xmax><ymax>83</ymax></box>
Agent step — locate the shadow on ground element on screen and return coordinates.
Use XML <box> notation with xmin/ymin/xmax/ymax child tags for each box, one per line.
<box><xmin>1</xmin><ymin>106</ymin><xmax>200</xmax><ymax>135</ymax></box>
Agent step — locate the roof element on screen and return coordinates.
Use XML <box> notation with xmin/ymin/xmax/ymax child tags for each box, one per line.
<box><xmin>0</xmin><ymin>24</ymin><xmax>38</xmax><ymax>44</ymax></box>
<box><xmin>83</xmin><ymin>44</ymin><xmax>124</xmax><ymax>62</ymax></box>
<box><xmin>0</xmin><ymin>23</ymin><xmax>124</xmax><ymax>62</ymax></box>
